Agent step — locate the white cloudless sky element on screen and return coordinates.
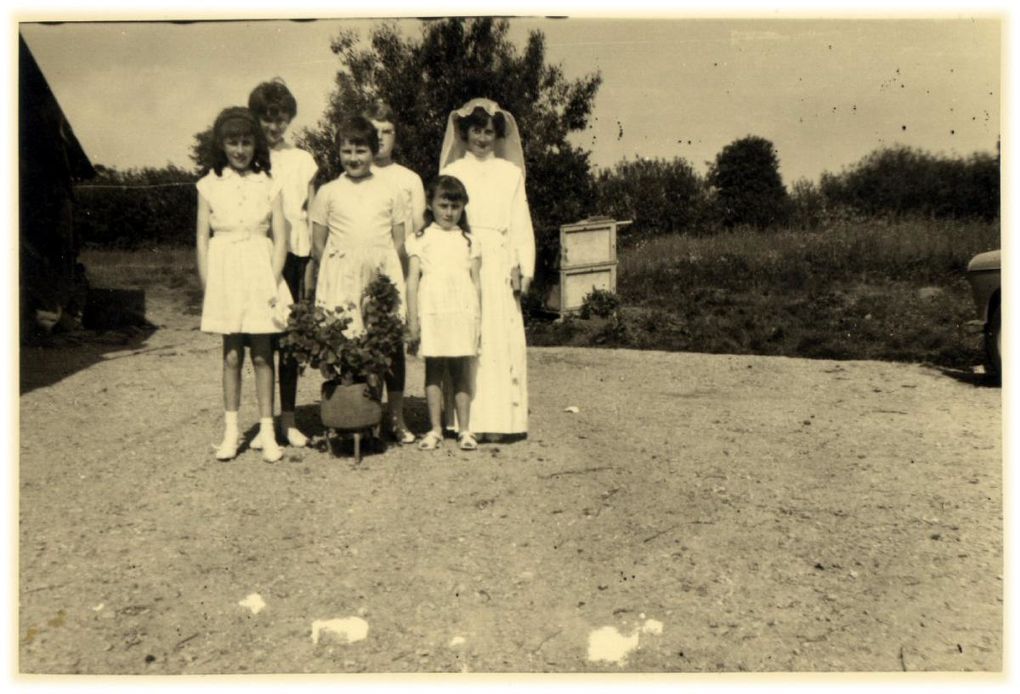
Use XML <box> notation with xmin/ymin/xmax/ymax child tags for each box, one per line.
<box><xmin>18</xmin><ymin>11</ymin><xmax>1000</xmax><ymax>184</ymax></box>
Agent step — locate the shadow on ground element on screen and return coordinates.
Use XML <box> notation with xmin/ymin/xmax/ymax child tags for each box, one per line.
<box><xmin>20</xmin><ymin>289</ymin><xmax>156</xmax><ymax>395</ymax></box>
<box><xmin>229</xmin><ymin>395</ymin><xmax>432</xmax><ymax>464</ymax></box>
<box><xmin>927</xmin><ymin>364</ymin><xmax>1000</xmax><ymax>389</ymax></box>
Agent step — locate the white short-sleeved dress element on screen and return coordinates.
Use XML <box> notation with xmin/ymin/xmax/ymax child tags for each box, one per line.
<box><xmin>405</xmin><ymin>224</ymin><xmax>480</xmax><ymax>357</ymax></box>
<box><xmin>440</xmin><ymin>151</ymin><xmax>535</xmax><ymax>434</ymax></box>
<box><xmin>197</xmin><ymin>167</ymin><xmax>292</xmax><ymax>334</ymax></box>
<box><xmin>310</xmin><ymin>172</ymin><xmax>407</xmax><ymax>336</ymax></box>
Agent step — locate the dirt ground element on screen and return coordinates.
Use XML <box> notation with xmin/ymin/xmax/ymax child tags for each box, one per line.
<box><xmin>18</xmin><ymin>284</ymin><xmax>1002</xmax><ymax>675</ymax></box>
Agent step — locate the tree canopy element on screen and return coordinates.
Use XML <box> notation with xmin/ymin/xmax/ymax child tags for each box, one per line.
<box><xmin>300</xmin><ymin>17</ymin><xmax>602</xmax><ymax>285</ymax></box>
<box><xmin>707</xmin><ymin>135</ymin><xmax>790</xmax><ymax>229</ymax></box>
<box><xmin>595</xmin><ymin>157</ymin><xmax>707</xmax><ymax>237</ymax></box>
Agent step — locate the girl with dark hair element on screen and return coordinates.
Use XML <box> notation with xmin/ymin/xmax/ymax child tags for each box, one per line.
<box><xmin>195</xmin><ymin>106</ymin><xmax>291</xmax><ymax>463</ymax></box>
<box><xmin>439</xmin><ymin>98</ymin><xmax>534</xmax><ymax>440</ymax></box>
<box><xmin>310</xmin><ymin>116</ymin><xmax>411</xmax><ymax>435</ymax></box>
<box><xmin>247</xmin><ymin>78</ymin><xmax>318</xmax><ymax>450</ymax></box>
<box><xmin>405</xmin><ymin>175</ymin><xmax>482</xmax><ymax>451</ymax></box>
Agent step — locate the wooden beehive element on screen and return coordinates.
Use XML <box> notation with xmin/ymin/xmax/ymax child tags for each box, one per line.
<box><xmin>546</xmin><ymin>217</ymin><xmax>630</xmax><ymax>314</ymax></box>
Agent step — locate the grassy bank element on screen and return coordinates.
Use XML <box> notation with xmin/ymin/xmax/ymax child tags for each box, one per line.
<box><xmin>79</xmin><ymin>219</ymin><xmax>998</xmax><ymax>370</ymax></box>
<box><xmin>527</xmin><ymin>219</ymin><xmax>999</xmax><ymax>369</ymax></box>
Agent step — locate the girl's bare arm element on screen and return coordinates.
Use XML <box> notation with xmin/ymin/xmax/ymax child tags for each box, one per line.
<box><xmin>195</xmin><ymin>195</ymin><xmax>211</xmax><ymax>289</ymax></box>
<box><xmin>269</xmin><ymin>194</ymin><xmax>287</xmax><ymax>283</ymax></box>
<box><xmin>405</xmin><ymin>255</ymin><xmax>422</xmax><ymax>350</ymax></box>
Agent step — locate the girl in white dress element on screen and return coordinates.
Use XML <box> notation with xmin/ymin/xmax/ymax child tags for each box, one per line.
<box><xmin>310</xmin><ymin>117</ymin><xmax>411</xmax><ymax>438</ymax></box>
<box><xmin>439</xmin><ymin>98</ymin><xmax>535</xmax><ymax>438</ymax></box>
<box><xmin>405</xmin><ymin>176</ymin><xmax>482</xmax><ymax>451</ymax></box>
<box><xmin>196</xmin><ymin>107</ymin><xmax>292</xmax><ymax>463</ymax></box>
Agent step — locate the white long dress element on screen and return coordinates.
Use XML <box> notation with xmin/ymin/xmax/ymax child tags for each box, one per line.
<box><xmin>441</xmin><ymin>151</ymin><xmax>535</xmax><ymax>434</ymax></box>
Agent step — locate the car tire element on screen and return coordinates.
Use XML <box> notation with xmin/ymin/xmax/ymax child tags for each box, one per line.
<box><xmin>984</xmin><ymin>301</ymin><xmax>1001</xmax><ymax>384</ymax></box>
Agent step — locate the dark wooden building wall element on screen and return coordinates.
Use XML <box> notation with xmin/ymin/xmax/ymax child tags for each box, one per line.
<box><xmin>19</xmin><ymin>33</ymin><xmax>96</xmax><ymax>335</ymax></box>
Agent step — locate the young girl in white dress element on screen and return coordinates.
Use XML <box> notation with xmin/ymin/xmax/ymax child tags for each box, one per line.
<box><xmin>196</xmin><ymin>106</ymin><xmax>292</xmax><ymax>463</ymax></box>
<box><xmin>439</xmin><ymin>98</ymin><xmax>535</xmax><ymax>440</ymax></box>
<box><xmin>309</xmin><ymin>117</ymin><xmax>411</xmax><ymax>436</ymax></box>
<box><xmin>405</xmin><ymin>176</ymin><xmax>482</xmax><ymax>451</ymax></box>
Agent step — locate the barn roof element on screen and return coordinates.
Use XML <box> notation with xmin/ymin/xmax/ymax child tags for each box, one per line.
<box><xmin>19</xmin><ymin>33</ymin><xmax>96</xmax><ymax>181</ymax></box>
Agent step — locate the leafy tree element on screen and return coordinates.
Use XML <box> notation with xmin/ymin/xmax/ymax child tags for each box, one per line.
<box><xmin>820</xmin><ymin>145</ymin><xmax>999</xmax><ymax>221</ymax></box>
<box><xmin>190</xmin><ymin>128</ymin><xmax>217</xmax><ymax>175</ymax></box>
<box><xmin>707</xmin><ymin>135</ymin><xmax>790</xmax><ymax>229</ymax></box>
<box><xmin>300</xmin><ymin>17</ymin><xmax>602</xmax><ymax>287</ymax></box>
<box><xmin>594</xmin><ymin>156</ymin><xmax>708</xmax><ymax>237</ymax></box>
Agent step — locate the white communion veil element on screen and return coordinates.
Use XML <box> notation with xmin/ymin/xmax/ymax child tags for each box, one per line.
<box><xmin>438</xmin><ymin>98</ymin><xmax>526</xmax><ymax>175</ymax></box>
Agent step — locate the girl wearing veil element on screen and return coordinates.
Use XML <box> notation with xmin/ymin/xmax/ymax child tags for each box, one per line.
<box><xmin>439</xmin><ymin>98</ymin><xmax>535</xmax><ymax>439</ymax></box>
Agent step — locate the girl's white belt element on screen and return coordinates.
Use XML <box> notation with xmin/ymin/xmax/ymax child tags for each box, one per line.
<box><xmin>213</xmin><ymin>230</ymin><xmax>269</xmax><ymax>243</ymax></box>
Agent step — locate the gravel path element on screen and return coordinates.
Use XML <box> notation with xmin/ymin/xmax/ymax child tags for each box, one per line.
<box><xmin>18</xmin><ymin>288</ymin><xmax>1002</xmax><ymax>673</ymax></box>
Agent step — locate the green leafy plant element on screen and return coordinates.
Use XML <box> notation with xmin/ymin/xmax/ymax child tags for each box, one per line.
<box><xmin>579</xmin><ymin>288</ymin><xmax>621</xmax><ymax>319</ymax></box>
<box><xmin>279</xmin><ymin>273</ymin><xmax>405</xmax><ymax>388</ymax></box>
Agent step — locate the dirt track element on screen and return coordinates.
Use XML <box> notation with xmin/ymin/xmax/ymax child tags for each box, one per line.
<box><xmin>18</xmin><ymin>286</ymin><xmax>1002</xmax><ymax>673</ymax></box>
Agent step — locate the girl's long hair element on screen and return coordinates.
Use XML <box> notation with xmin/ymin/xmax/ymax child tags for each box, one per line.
<box><xmin>423</xmin><ymin>175</ymin><xmax>472</xmax><ymax>247</ymax></box>
<box><xmin>210</xmin><ymin>106</ymin><xmax>272</xmax><ymax>176</ymax></box>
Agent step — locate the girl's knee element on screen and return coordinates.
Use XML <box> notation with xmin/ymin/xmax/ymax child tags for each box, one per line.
<box><xmin>248</xmin><ymin>336</ymin><xmax>273</xmax><ymax>366</ymax></box>
<box><xmin>223</xmin><ymin>349</ymin><xmax>242</xmax><ymax>369</ymax></box>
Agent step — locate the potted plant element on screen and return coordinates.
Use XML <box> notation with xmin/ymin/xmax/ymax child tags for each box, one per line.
<box><xmin>279</xmin><ymin>273</ymin><xmax>405</xmax><ymax>451</ymax></box>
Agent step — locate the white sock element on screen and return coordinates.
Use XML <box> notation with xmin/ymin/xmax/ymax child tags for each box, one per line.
<box><xmin>222</xmin><ymin>411</ymin><xmax>239</xmax><ymax>442</ymax></box>
<box><xmin>259</xmin><ymin>418</ymin><xmax>278</xmax><ymax>445</ymax></box>
<box><xmin>260</xmin><ymin>417</ymin><xmax>283</xmax><ymax>461</ymax></box>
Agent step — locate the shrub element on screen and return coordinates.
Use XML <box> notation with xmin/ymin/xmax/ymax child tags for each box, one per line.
<box><xmin>74</xmin><ymin>165</ymin><xmax>197</xmax><ymax>248</ymax></box>
<box><xmin>819</xmin><ymin>145</ymin><xmax>999</xmax><ymax>221</ymax></box>
<box><xmin>594</xmin><ymin>156</ymin><xmax>708</xmax><ymax>239</ymax></box>
<box><xmin>579</xmin><ymin>288</ymin><xmax>621</xmax><ymax>319</ymax></box>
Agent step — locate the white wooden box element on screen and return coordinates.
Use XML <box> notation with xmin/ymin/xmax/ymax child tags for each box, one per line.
<box><xmin>547</xmin><ymin>218</ymin><xmax>629</xmax><ymax>314</ymax></box>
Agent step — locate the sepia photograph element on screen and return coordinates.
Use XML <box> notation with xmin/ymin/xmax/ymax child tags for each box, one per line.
<box><xmin>12</xmin><ymin>0</ymin><xmax>1007</xmax><ymax>683</ymax></box>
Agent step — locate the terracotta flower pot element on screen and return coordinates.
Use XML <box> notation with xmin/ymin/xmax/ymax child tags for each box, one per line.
<box><xmin>320</xmin><ymin>380</ymin><xmax>382</xmax><ymax>432</ymax></box>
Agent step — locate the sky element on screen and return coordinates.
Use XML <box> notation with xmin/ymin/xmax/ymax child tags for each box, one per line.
<box><xmin>16</xmin><ymin>11</ymin><xmax>1001</xmax><ymax>185</ymax></box>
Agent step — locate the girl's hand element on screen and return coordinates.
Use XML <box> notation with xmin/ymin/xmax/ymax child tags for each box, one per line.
<box><xmin>303</xmin><ymin>260</ymin><xmax>317</xmax><ymax>300</ymax></box>
<box><xmin>406</xmin><ymin>320</ymin><xmax>420</xmax><ymax>345</ymax></box>
<box><xmin>406</xmin><ymin>321</ymin><xmax>420</xmax><ymax>355</ymax></box>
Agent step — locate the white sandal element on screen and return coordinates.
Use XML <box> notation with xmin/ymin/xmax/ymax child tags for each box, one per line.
<box><xmin>213</xmin><ymin>438</ymin><xmax>240</xmax><ymax>461</ymax></box>
<box><xmin>458</xmin><ymin>432</ymin><xmax>478</xmax><ymax>451</ymax></box>
<box><xmin>418</xmin><ymin>431</ymin><xmax>443</xmax><ymax>450</ymax></box>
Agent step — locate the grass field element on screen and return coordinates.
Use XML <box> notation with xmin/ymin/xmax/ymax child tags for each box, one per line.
<box><xmin>527</xmin><ymin>218</ymin><xmax>1000</xmax><ymax>369</ymax></box>
<box><xmin>80</xmin><ymin>217</ymin><xmax>998</xmax><ymax>370</ymax></box>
